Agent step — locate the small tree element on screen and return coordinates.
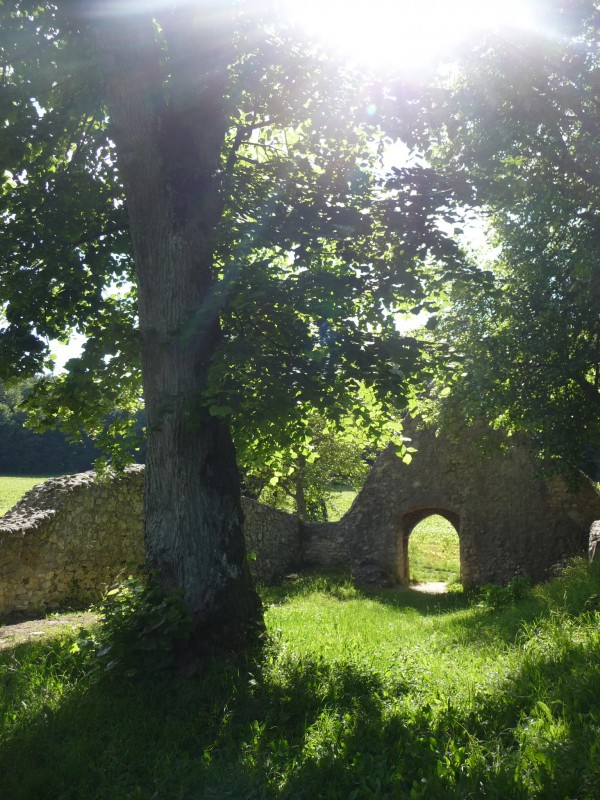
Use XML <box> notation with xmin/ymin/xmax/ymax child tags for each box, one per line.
<box><xmin>242</xmin><ymin>405</ymin><xmax>390</xmax><ymax>521</ymax></box>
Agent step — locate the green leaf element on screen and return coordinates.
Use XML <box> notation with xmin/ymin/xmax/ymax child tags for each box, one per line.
<box><xmin>208</xmin><ymin>405</ymin><xmax>233</xmax><ymax>418</ymax></box>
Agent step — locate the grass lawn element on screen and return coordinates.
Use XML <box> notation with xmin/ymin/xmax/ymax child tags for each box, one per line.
<box><xmin>326</xmin><ymin>485</ymin><xmax>357</xmax><ymax>520</ymax></box>
<box><xmin>2</xmin><ymin>559</ymin><xmax>600</xmax><ymax>799</ymax></box>
<box><xmin>0</xmin><ymin>476</ymin><xmax>50</xmax><ymax>516</ymax></box>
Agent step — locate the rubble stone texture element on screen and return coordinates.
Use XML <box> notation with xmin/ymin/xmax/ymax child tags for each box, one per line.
<box><xmin>303</xmin><ymin>424</ymin><xmax>600</xmax><ymax>588</ymax></box>
<box><xmin>0</xmin><ymin>467</ymin><xmax>300</xmax><ymax>617</ymax></box>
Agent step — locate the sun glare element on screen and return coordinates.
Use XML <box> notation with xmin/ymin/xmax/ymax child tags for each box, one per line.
<box><xmin>285</xmin><ymin>0</ymin><xmax>535</xmax><ymax>72</ymax></box>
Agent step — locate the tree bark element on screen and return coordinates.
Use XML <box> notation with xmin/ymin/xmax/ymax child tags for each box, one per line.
<box><xmin>86</xmin><ymin>4</ymin><xmax>262</xmax><ymax>652</ymax></box>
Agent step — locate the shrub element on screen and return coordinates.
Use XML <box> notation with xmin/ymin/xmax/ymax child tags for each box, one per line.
<box><xmin>477</xmin><ymin>574</ymin><xmax>532</xmax><ymax>610</ymax></box>
<box><xmin>71</xmin><ymin>576</ymin><xmax>193</xmax><ymax>679</ymax></box>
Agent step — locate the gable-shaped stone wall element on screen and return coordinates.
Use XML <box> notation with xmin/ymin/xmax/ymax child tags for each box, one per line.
<box><xmin>302</xmin><ymin>425</ymin><xmax>600</xmax><ymax>587</ymax></box>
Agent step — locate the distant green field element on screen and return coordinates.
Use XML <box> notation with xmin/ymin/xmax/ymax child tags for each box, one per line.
<box><xmin>409</xmin><ymin>514</ymin><xmax>461</xmax><ymax>584</ymax></box>
<box><xmin>0</xmin><ymin>476</ymin><xmax>50</xmax><ymax>516</ymax></box>
<box><xmin>326</xmin><ymin>485</ymin><xmax>357</xmax><ymax>520</ymax></box>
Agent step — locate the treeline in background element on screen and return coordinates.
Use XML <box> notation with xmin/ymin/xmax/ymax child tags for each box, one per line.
<box><xmin>0</xmin><ymin>379</ymin><xmax>144</xmax><ymax>476</ymax></box>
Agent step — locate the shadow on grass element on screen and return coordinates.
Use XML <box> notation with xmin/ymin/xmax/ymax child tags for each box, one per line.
<box><xmin>3</xmin><ymin>561</ymin><xmax>600</xmax><ymax>799</ymax></box>
<box><xmin>0</xmin><ymin>639</ymin><xmax>404</xmax><ymax>799</ymax></box>
<box><xmin>262</xmin><ymin>569</ymin><xmax>470</xmax><ymax>615</ymax></box>
<box><xmin>0</xmin><ymin>632</ymin><xmax>600</xmax><ymax>800</ymax></box>
<box><xmin>263</xmin><ymin>564</ymin><xmax>600</xmax><ymax>650</ymax></box>
<box><xmin>2</xmin><ymin>611</ymin><xmax>600</xmax><ymax>800</ymax></box>
<box><xmin>262</xmin><ymin>569</ymin><xmax>544</xmax><ymax>650</ymax></box>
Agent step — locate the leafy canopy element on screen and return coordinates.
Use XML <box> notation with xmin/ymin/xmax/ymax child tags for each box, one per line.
<box><xmin>414</xmin><ymin>0</ymin><xmax>600</xmax><ymax>474</ymax></box>
<box><xmin>0</xmin><ymin>1</ymin><xmax>465</xmax><ymax>466</ymax></box>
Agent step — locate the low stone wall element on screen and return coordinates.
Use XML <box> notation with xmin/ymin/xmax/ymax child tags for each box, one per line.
<box><xmin>2</xmin><ymin>421</ymin><xmax>600</xmax><ymax>619</ymax></box>
<box><xmin>242</xmin><ymin>498</ymin><xmax>301</xmax><ymax>582</ymax></box>
<box><xmin>0</xmin><ymin>468</ymin><xmax>300</xmax><ymax>619</ymax></box>
<box><xmin>0</xmin><ymin>469</ymin><xmax>145</xmax><ymax>618</ymax></box>
<box><xmin>301</xmin><ymin>520</ymin><xmax>347</xmax><ymax>569</ymax></box>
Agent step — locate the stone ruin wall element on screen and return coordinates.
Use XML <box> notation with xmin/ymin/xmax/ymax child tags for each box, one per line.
<box><xmin>0</xmin><ymin>469</ymin><xmax>145</xmax><ymax>618</ymax></box>
<box><xmin>0</xmin><ymin>467</ymin><xmax>301</xmax><ymax>619</ymax></box>
<box><xmin>589</xmin><ymin>520</ymin><xmax>600</xmax><ymax>561</ymax></box>
<box><xmin>300</xmin><ymin>427</ymin><xmax>600</xmax><ymax>589</ymax></box>
<box><xmin>2</xmin><ymin>423</ymin><xmax>600</xmax><ymax>618</ymax></box>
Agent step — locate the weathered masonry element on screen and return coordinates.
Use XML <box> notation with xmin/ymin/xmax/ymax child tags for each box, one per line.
<box><xmin>1</xmin><ymin>423</ymin><xmax>599</xmax><ymax>617</ymax></box>
<box><xmin>0</xmin><ymin>468</ymin><xmax>300</xmax><ymax>618</ymax></box>
<box><xmin>303</xmin><ymin>425</ymin><xmax>600</xmax><ymax>588</ymax></box>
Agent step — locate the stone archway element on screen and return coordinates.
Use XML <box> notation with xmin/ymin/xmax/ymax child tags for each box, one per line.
<box><xmin>397</xmin><ymin>508</ymin><xmax>460</xmax><ymax>585</ymax></box>
<box><xmin>302</xmin><ymin>420</ymin><xmax>600</xmax><ymax>588</ymax></box>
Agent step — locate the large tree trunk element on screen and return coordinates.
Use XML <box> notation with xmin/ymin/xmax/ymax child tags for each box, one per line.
<box><xmin>87</xmin><ymin>4</ymin><xmax>263</xmax><ymax>650</ymax></box>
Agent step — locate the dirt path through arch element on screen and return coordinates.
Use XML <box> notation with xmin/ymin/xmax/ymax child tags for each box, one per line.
<box><xmin>411</xmin><ymin>581</ymin><xmax>448</xmax><ymax>594</ymax></box>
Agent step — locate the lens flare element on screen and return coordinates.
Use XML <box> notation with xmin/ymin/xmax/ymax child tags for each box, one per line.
<box><xmin>283</xmin><ymin>0</ymin><xmax>536</xmax><ymax>72</ymax></box>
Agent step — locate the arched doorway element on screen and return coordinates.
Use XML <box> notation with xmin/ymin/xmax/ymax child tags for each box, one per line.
<box><xmin>397</xmin><ymin>508</ymin><xmax>461</xmax><ymax>586</ymax></box>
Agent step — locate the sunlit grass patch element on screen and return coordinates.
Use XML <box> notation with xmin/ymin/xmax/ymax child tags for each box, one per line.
<box><xmin>2</xmin><ymin>551</ymin><xmax>600</xmax><ymax>798</ymax></box>
<box><xmin>325</xmin><ymin>485</ymin><xmax>357</xmax><ymax>520</ymax></box>
<box><xmin>1</xmin><ymin>560</ymin><xmax>600</xmax><ymax>798</ymax></box>
<box><xmin>409</xmin><ymin>514</ymin><xmax>461</xmax><ymax>583</ymax></box>
<box><xmin>0</xmin><ymin>476</ymin><xmax>50</xmax><ymax>516</ymax></box>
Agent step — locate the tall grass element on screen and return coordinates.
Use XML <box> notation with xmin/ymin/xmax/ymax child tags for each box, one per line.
<box><xmin>2</xmin><ymin>559</ymin><xmax>600</xmax><ymax>799</ymax></box>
